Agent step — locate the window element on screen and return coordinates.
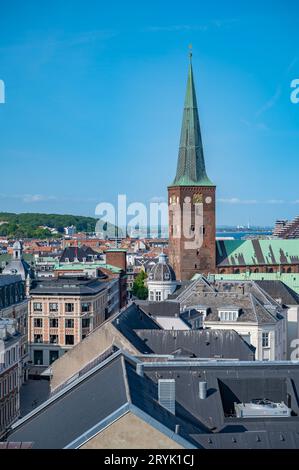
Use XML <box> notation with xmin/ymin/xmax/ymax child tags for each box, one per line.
<box><xmin>219</xmin><ymin>310</ymin><xmax>239</xmax><ymax>321</ymax></box>
<box><xmin>81</xmin><ymin>302</ymin><xmax>91</xmax><ymax>313</ymax></box>
<box><xmin>33</xmin><ymin>302</ymin><xmax>42</xmax><ymax>312</ymax></box>
<box><xmin>65</xmin><ymin>319</ymin><xmax>74</xmax><ymax>328</ymax></box>
<box><xmin>149</xmin><ymin>291</ymin><xmax>154</xmax><ymax>301</ymax></box>
<box><xmin>155</xmin><ymin>291</ymin><xmax>161</xmax><ymax>301</ymax></box>
<box><xmin>34</xmin><ymin>334</ymin><xmax>43</xmax><ymax>343</ymax></box>
<box><xmin>49</xmin><ymin>350</ymin><xmax>59</xmax><ymax>364</ymax></box>
<box><xmin>49</xmin><ymin>303</ymin><xmax>58</xmax><ymax>312</ymax></box>
<box><xmin>33</xmin><ymin>350</ymin><xmax>43</xmax><ymax>365</ymax></box>
<box><xmin>49</xmin><ymin>318</ymin><xmax>59</xmax><ymax>328</ymax></box>
<box><xmin>65</xmin><ymin>303</ymin><xmax>74</xmax><ymax>313</ymax></box>
<box><xmin>65</xmin><ymin>335</ymin><xmax>74</xmax><ymax>345</ymax></box>
<box><xmin>34</xmin><ymin>318</ymin><xmax>43</xmax><ymax>328</ymax></box>
<box><xmin>262</xmin><ymin>332</ymin><xmax>270</xmax><ymax>348</ymax></box>
<box><xmin>82</xmin><ymin>318</ymin><xmax>90</xmax><ymax>328</ymax></box>
<box><xmin>50</xmin><ymin>335</ymin><xmax>58</xmax><ymax>344</ymax></box>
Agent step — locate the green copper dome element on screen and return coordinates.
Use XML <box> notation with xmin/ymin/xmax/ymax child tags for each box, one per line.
<box><xmin>171</xmin><ymin>58</ymin><xmax>214</xmax><ymax>187</ymax></box>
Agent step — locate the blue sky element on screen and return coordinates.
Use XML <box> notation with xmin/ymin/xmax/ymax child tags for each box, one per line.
<box><xmin>0</xmin><ymin>0</ymin><xmax>298</xmax><ymax>226</ymax></box>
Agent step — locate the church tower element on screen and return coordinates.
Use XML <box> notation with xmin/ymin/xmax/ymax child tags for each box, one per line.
<box><xmin>168</xmin><ymin>54</ymin><xmax>216</xmax><ymax>280</ymax></box>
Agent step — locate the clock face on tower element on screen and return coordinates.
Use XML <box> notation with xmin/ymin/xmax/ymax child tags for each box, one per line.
<box><xmin>193</xmin><ymin>193</ymin><xmax>203</xmax><ymax>204</ymax></box>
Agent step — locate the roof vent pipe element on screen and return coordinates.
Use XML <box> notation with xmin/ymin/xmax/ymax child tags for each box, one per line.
<box><xmin>199</xmin><ymin>381</ymin><xmax>207</xmax><ymax>400</ymax></box>
<box><xmin>136</xmin><ymin>363</ymin><xmax>144</xmax><ymax>377</ymax></box>
<box><xmin>175</xmin><ymin>424</ymin><xmax>180</xmax><ymax>434</ymax></box>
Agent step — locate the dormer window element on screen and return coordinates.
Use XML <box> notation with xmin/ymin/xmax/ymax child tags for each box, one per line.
<box><xmin>218</xmin><ymin>308</ymin><xmax>239</xmax><ymax>321</ymax></box>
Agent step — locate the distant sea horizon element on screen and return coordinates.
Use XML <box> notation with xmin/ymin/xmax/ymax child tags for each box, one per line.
<box><xmin>125</xmin><ymin>228</ymin><xmax>274</xmax><ymax>239</ymax></box>
<box><xmin>216</xmin><ymin>231</ymin><xmax>273</xmax><ymax>240</ymax></box>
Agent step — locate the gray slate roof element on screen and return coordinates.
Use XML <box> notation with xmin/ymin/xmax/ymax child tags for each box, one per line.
<box><xmin>6</xmin><ymin>352</ymin><xmax>299</xmax><ymax>449</ymax></box>
<box><xmin>7</xmin><ymin>354</ymin><xmax>128</xmax><ymax>449</ymax></box>
<box><xmin>171</xmin><ymin>277</ymin><xmax>284</xmax><ymax>325</ymax></box>
<box><xmin>112</xmin><ymin>302</ymin><xmax>255</xmax><ymax>360</ymax></box>
<box><xmin>148</xmin><ymin>256</ymin><xmax>176</xmax><ymax>282</ymax></box>
<box><xmin>255</xmin><ymin>280</ymin><xmax>299</xmax><ymax>306</ymax></box>
<box><xmin>30</xmin><ymin>276</ymin><xmax>106</xmax><ymax>296</ymax></box>
<box><xmin>135</xmin><ymin>329</ymin><xmax>255</xmax><ymax>360</ymax></box>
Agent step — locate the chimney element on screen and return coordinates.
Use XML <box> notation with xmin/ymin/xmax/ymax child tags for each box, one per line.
<box><xmin>158</xmin><ymin>379</ymin><xmax>175</xmax><ymax>414</ymax></box>
<box><xmin>199</xmin><ymin>381</ymin><xmax>207</xmax><ymax>399</ymax></box>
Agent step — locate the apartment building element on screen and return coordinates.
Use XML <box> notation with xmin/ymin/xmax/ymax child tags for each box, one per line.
<box><xmin>0</xmin><ymin>318</ymin><xmax>21</xmax><ymax>438</ymax></box>
<box><xmin>29</xmin><ymin>276</ymin><xmax>108</xmax><ymax>367</ymax></box>
<box><xmin>0</xmin><ymin>275</ymin><xmax>29</xmax><ymax>382</ymax></box>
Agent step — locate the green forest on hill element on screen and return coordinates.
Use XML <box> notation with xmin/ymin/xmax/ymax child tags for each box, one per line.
<box><xmin>0</xmin><ymin>212</ymin><xmax>97</xmax><ymax>238</ymax></box>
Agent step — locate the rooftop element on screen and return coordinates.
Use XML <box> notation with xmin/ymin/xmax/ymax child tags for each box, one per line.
<box><xmin>170</xmin><ymin>277</ymin><xmax>284</xmax><ymax>325</ymax></box>
<box><xmin>30</xmin><ymin>276</ymin><xmax>107</xmax><ymax>296</ymax></box>
<box><xmin>216</xmin><ymin>239</ymin><xmax>299</xmax><ymax>267</ymax></box>
<box><xmin>6</xmin><ymin>351</ymin><xmax>299</xmax><ymax>449</ymax></box>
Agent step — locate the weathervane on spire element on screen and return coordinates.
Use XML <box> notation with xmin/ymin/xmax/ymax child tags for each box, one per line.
<box><xmin>188</xmin><ymin>43</ymin><xmax>193</xmax><ymax>61</ymax></box>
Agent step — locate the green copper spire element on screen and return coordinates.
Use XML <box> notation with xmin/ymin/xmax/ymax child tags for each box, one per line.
<box><xmin>171</xmin><ymin>54</ymin><xmax>214</xmax><ymax>187</ymax></box>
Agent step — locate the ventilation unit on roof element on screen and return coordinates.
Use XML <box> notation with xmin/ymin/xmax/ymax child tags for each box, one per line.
<box><xmin>234</xmin><ymin>399</ymin><xmax>291</xmax><ymax>418</ymax></box>
<box><xmin>158</xmin><ymin>379</ymin><xmax>175</xmax><ymax>415</ymax></box>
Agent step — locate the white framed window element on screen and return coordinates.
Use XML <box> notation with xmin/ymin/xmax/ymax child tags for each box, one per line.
<box><xmin>33</xmin><ymin>302</ymin><xmax>42</xmax><ymax>312</ymax></box>
<box><xmin>262</xmin><ymin>332</ymin><xmax>270</xmax><ymax>348</ymax></box>
<box><xmin>155</xmin><ymin>291</ymin><xmax>161</xmax><ymax>301</ymax></box>
<box><xmin>149</xmin><ymin>291</ymin><xmax>154</xmax><ymax>301</ymax></box>
<box><xmin>219</xmin><ymin>309</ymin><xmax>239</xmax><ymax>321</ymax></box>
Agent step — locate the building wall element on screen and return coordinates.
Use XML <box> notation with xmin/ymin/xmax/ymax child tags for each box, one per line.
<box><xmin>105</xmin><ymin>250</ymin><xmax>127</xmax><ymax>272</ymax></box>
<box><xmin>50</xmin><ymin>321</ymin><xmax>139</xmax><ymax>392</ymax></box>
<box><xmin>148</xmin><ymin>281</ymin><xmax>177</xmax><ymax>302</ymax></box>
<box><xmin>29</xmin><ymin>289</ymin><xmax>107</xmax><ymax>367</ymax></box>
<box><xmin>0</xmin><ymin>339</ymin><xmax>21</xmax><ymax>438</ymax></box>
<box><xmin>205</xmin><ymin>320</ymin><xmax>286</xmax><ymax>361</ymax></box>
<box><xmin>168</xmin><ymin>186</ymin><xmax>216</xmax><ymax>281</ymax></box>
<box><xmin>80</xmin><ymin>411</ymin><xmax>183</xmax><ymax>449</ymax></box>
<box><xmin>217</xmin><ymin>265</ymin><xmax>299</xmax><ymax>275</ymax></box>
<box><xmin>287</xmin><ymin>306</ymin><xmax>299</xmax><ymax>359</ymax></box>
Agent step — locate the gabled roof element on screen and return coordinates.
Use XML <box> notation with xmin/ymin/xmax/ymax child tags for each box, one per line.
<box><xmin>6</xmin><ymin>352</ymin><xmax>194</xmax><ymax>449</ymax></box>
<box><xmin>169</xmin><ymin>277</ymin><xmax>284</xmax><ymax>324</ymax></box>
<box><xmin>254</xmin><ymin>280</ymin><xmax>299</xmax><ymax>306</ymax></box>
<box><xmin>59</xmin><ymin>245</ymin><xmax>100</xmax><ymax>263</ymax></box>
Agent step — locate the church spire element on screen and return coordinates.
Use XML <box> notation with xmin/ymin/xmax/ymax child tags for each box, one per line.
<box><xmin>171</xmin><ymin>53</ymin><xmax>214</xmax><ymax>187</ymax></box>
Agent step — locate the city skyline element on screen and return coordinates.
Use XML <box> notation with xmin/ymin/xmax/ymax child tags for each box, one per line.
<box><xmin>0</xmin><ymin>0</ymin><xmax>298</xmax><ymax>225</ymax></box>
